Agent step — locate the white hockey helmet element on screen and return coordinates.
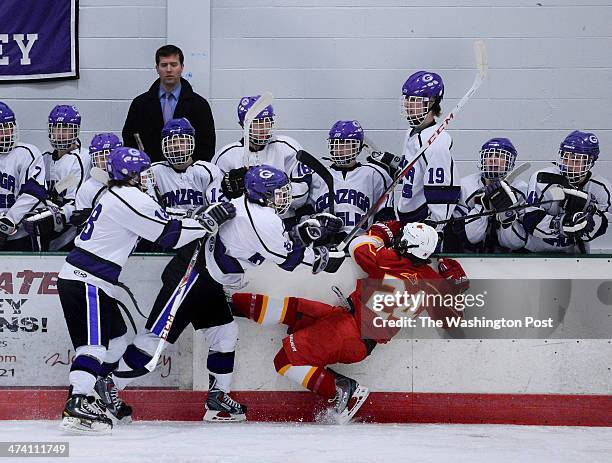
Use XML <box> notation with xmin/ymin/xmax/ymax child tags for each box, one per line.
<box><xmin>396</xmin><ymin>222</ymin><xmax>438</xmax><ymax>260</ymax></box>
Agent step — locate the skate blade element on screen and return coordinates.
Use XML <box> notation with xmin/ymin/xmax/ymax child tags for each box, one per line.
<box><xmin>336</xmin><ymin>386</ymin><xmax>370</xmax><ymax>425</ymax></box>
<box><xmin>60</xmin><ymin>416</ymin><xmax>112</xmax><ymax>434</ymax></box>
<box><xmin>203</xmin><ymin>409</ymin><xmax>246</xmax><ymax>423</ymax></box>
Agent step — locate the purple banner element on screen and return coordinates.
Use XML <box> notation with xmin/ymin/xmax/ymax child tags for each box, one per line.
<box><xmin>0</xmin><ymin>0</ymin><xmax>78</xmax><ymax>81</ymax></box>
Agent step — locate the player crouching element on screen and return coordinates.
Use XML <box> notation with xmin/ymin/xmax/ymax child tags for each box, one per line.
<box><xmin>232</xmin><ymin>221</ymin><xmax>468</xmax><ymax>424</ymax></box>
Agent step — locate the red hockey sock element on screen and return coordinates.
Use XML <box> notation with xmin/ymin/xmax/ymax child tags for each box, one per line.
<box><xmin>273</xmin><ymin>348</ymin><xmax>336</xmax><ymax>400</ymax></box>
<box><xmin>232</xmin><ymin>293</ymin><xmax>298</xmax><ymax>326</ymax></box>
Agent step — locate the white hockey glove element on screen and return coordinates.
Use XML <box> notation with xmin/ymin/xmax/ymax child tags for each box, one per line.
<box><xmin>312</xmin><ymin>246</ymin><xmax>346</xmax><ymax>274</ymax></box>
<box><xmin>24</xmin><ymin>204</ymin><xmax>66</xmax><ymax>237</ymax></box>
<box><xmin>192</xmin><ymin>202</ymin><xmax>237</xmax><ymax>234</ymax></box>
<box><xmin>562</xmin><ymin>188</ymin><xmax>589</xmax><ymax>214</ymax></box>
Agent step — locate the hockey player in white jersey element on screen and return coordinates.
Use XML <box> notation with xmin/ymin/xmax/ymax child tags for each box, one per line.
<box><xmin>450</xmin><ymin>138</ymin><xmax>528</xmax><ymax>252</ymax></box>
<box><xmin>523</xmin><ymin>130</ymin><xmax>611</xmax><ymax>253</ymax></box>
<box><xmin>396</xmin><ymin>72</ymin><xmax>460</xmax><ymax>248</ymax></box>
<box><xmin>0</xmin><ymin>101</ymin><xmax>48</xmax><ymax>251</ymax></box>
<box><xmin>57</xmin><ymin>146</ymin><xmax>234</xmax><ymax>433</ymax></box>
<box><xmin>294</xmin><ymin>120</ymin><xmax>394</xmax><ymax>243</ymax></box>
<box><xmin>70</xmin><ymin>133</ymin><xmax>123</xmax><ymax>228</ymax></box>
<box><xmin>110</xmin><ymin>165</ymin><xmax>344</xmax><ymax>422</ymax></box>
<box><xmin>212</xmin><ymin>95</ymin><xmax>305</xmax><ymax>201</ymax></box>
<box><xmin>26</xmin><ymin>105</ymin><xmax>90</xmax><ymax>250</ymax></box>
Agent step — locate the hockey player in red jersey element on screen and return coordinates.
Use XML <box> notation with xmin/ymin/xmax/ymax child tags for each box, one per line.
<box><xmin>232</xmin><ymin>220</ymin><xmax>469</xmax><ymax>423</ymax></box>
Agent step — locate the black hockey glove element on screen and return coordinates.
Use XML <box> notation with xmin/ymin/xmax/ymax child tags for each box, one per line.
<box><xmin>562</xmin><ymin>188</ymin><xmax>588</xmax><ymax>214</ymax></box>
<box><xmin>69</xmin><ymin>208</ymin><xmax>93</xmax><ymax>227</ymax></box>
<box><xmin>312</xmin><ymin>212</ymin><xmax>343</xmax><ymax>236</ymax></box>
<box><xmin>289</xmin><ymin>218</ymin><xmax>323</xmax><ymax>248</ymax></box>
<box><xmin>560</xmin><ymin>210</ymin><xmax>595</xmax><ymax>238</ymax></box>
<box><xmin>24</xmin><ymin>204</ymin><xmax>66</xmax><ymax>237</ymax></box>
<box><xmin>0</xmin><ymin>215</ymin><xmax>17</xmax><ymax>249</ymax></box>
<box><xmin>312</xmin><ymin>246</ymin><xmax>345</xmax><ymax>274</ymax></box>
<box><xmin>366</xmin><ymin>151</ymin><xmax>402</xmax><ymax>177</ymax></box>
<box><xmin>192</xmin><ymin>202</ymin><xmax>237</xmax><ymax>234</ymax></box>
<box><xmin>221</xmin><ymin>167</ymin><xmax>248</xmax><ymax>199</ymax></box>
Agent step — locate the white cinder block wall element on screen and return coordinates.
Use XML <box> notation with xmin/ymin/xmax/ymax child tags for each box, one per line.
<box><xmin>1</xmin><ymin>0</ymin><xmax>611</xmax><ymax>246</ymax></box>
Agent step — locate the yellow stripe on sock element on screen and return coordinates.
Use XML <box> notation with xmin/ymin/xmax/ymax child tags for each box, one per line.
<box><xmin>256</xmin><ymin>295</ymin><xmax>269</xmax><ymax>324</ymax></box>
<box><xmin>301</xmin><ymin>366</ymin><xmax>317</xmax><ymax>388</ymax></box>
<box><xmin>279</xmin><ymin>298</ymin><xmax>289</xmax><ymax>323</ymax></box>
<box><xmin>278</xmin><ymin>364</ymin><xmax>292</xmax><ymax>376</ymax></box>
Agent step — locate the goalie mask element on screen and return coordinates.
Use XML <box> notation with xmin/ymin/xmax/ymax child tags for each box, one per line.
<box><xmin>48</xmin><ymin>105</ymin><xmax>81</xmax><ymax>150</ymax></box>
<box><xmin>556</xmin><ymin>130</ymin><xmax>599</xmax><ymax>185</ymax></box>
<box><xmin>478</xmin><ymin>138</ymin><xmax>517</xmax><ymax>180</ymax></box>
<box><xmin>162</xmin><ymin>117</ymin><xmax>195</xmax><ymax>166</ymax></box>
<box><xmin>89</xmin><ymin>133</ymin><xmax>123</xmax><ymax>170</ymax></box>
<box><xmin>401</xmin><ymin>71</ymin><xmax>444</xmax><ymax>128</ymax></box>
<box><xmin>395</xmin><ymin>222</ymin><xmax>438</xmax><ymax>260</ymax></box>
<box><xmin>328</xmin><ymin>120</ymin><xmax>364</xmax><ymax>167</ymax></box>
<box><xmin>237</xmin><ymin>95</ymin><xmax>275</xmax><ymax>146</ymax></box>
<box><xmin>244</xmin><ymin>165</ymin><xmax>292</xmax><ymax>215</ymax></box>
<box><xmin>107</xmin><ymin>146</ymin><xmax>155</xmax><ymax>193</ymax></box>
<box><xmin>0</xmin><ymin>101</ymin><xmax>17</xmax><ymax>155</ymax></box>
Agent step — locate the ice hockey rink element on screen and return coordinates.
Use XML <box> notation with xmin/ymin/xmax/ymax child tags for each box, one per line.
<box><xmin>2</xmin><ymin>421</ymin><xmax>612</xmax><ymax>463</ymax></box>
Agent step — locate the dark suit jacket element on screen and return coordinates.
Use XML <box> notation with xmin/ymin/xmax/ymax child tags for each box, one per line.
<box><xmin>122</xmin><ymin>77</ymin><xmax>216</xmax><ymax>162</ymax></box>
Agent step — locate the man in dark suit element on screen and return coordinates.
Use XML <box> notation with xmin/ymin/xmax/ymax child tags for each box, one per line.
<box><xmin>122</xmin><ymin>45</ymin><xmax>216</xmax><ymax>162</ymax></box>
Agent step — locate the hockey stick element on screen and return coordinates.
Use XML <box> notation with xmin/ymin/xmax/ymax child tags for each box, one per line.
<box><xmin>243</xmin><ymin>92</ymin><xmax>274</xmax><ymax>167</ymax></box>
<box><xmin>114</xmin><ymin>240</ymin><xmax>203</xmax><ymax>378</ymax></box>
<box><xmin>296</xmin><ymin>150</ymin><xmax>335</xmax><ymax>214</ymax></box>
<box><xmin>432</xmin><ymin>188</ymin><xmax>565</xmax><ymax>226</ymax></box>
<box><xmin>90</xmin><ymin>166</ymin><xmax>110</xmax><ymax>184</ymax></box>
<box><xmin>337</xmin><ymin>41</ymin><xmax>488</xmax><ymax>252</ymax></box>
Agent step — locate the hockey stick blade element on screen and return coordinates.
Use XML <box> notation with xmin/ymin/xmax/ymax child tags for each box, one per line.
<box><xmin>90</xmin><ymin>166</ymin><xmax>110</xmax><ymax>184</ymax></box>
<box><xmin>337</xmin><ymin>41</ymin><xmax>488</xmax><ymax>252</ymax></box>
<box><xmin>54</xmin><ymin>175</ymin><xmax>79</xmax><ymax>194</ymax></box>
<box><xmin>243</xmin><ymin>92</ymin><xmax>274</xmax><ymax>167</ymax></box>
<box><xmin>504</xmin><ymin>162</ymin><xmax>531</xmax><ymax>184</ymax></box>
<box><xmin>134</xmin><ymin>133</ymin><xmax>145</xmax><ymax>152</ymax></box>
<box><xmin>296</xmin><ymin>150</ymin><xmax>335</xmax><ymax>214</ymax></box>
<box><xmin>537</xmin><ymin>171</ymin><xmax>571</xmax><ymax>188</ymax></box>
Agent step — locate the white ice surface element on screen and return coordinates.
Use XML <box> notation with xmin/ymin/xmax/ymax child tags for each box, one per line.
<box><xmin>0</xmin><ymin>421</ymin><xmax>611</xmax><ymax>463</ymax></box>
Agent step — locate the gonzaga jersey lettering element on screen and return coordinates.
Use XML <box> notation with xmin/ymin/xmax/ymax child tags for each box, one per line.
<box><xmin>307</xmin><ymin>164</ymin><xmax>394</xmax><ymax>234</ymax></box>
<box><xmin>151</xmin><ymin>160</ymin><xmax>222</xmax><ymax>211</ymax></box>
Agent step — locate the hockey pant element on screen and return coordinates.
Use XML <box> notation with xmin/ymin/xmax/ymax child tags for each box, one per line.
<box><xmin>232</xmin><ymin>293</ymin><xmax>367</xmax><ymax>399</ymax></box>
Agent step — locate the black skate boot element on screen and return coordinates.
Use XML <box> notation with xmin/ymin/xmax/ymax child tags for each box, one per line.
<box><xmin>329</xmin><ymin>370</ymin><xmax>369</xmax><ymax>425</ymax></box>
<box><xmin>60</xmin><ymin>393</ymin><xmax>112</xmax><ymax>433</ymax></box>
<box><xmin>94</xmin><ymin>375</ymin><xmax>133</xmax><ymax>425</ymax></box>
<box><xmin>204</xmin><ymin>376</ymin><xmax>247</xmax><ymax>422</ymax></box>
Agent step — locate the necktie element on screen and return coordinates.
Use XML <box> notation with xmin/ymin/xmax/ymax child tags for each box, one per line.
<box><xmin>162</xmin><ymin>93</ymin><xmax>174</xmax><ymax>123</ymax></box>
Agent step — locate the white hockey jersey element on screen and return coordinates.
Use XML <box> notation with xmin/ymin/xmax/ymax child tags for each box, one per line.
<box><xmin>396</xmin><ymin>122</ymin><xmax>460</xmax><ymax>229</ymax></box>
<box><xmin>0</xmin><ymin>143</ymin><xmax>47</xmax><ymax>240</ymax></box>
<box><xmin>42</xmin><ymin>148</ymin><xmax>89</xmax><ymax>249</ymax></box>
<box><xmin>212</xmin><ymin>135</ymin><xmax>302</xmax><ymax>175</ymax></box>
<box><xmin>452</xmin><ymin>173</ymin><xmax>528</xmax><ymax>252</ymax></box>
<box><xmin>151</xmin><ymin>160</ymin><xmax>223</xmax><ymax>212</ymax></box>
<box><xmin>59</xmin><ymin>185</ymin><xmax>207</xmax><ymax>296</ymax></box>
<box><xmin>75</xmin><ymin>176</ymin><xmax>106</xmax><ymax>211</ymax></box>
<box><xmin>524</xmin><ymin>166</ymin><xmax>611</xmax><ymax>253</ymax></box>
<box><xmin>297</xmin><ymin>162</ymin><xmax>394</xmax><ymax>235</ymax></box>
<box><xmin>204</xmin><ymin>196</ymin><xmax>316</xmax><ymax>286</ymax></box>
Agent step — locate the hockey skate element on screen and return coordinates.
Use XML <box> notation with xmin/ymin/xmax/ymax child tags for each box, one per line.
<box><xmin>60</xmin><ymin>393</ymin><xmax>113</xmax><ymax>433</ymax></box>
<box><xmin>329</xmin><ymin>370</ymin><xmax>370</xmax><ymax>425</ymax></box>
<box><xmin>204</xmin><ymin>378</ymin><xmax>247</xmax><ymax>422</ymax></box>
<box><xmin>94</xmin><ymin>375</ymin><xmax>133</xmax><ymax>425</ymax></box>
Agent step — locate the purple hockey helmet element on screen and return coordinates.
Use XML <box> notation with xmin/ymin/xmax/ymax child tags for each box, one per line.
<box><xmin>327</xmin><ymin>120</ymin><xmax>364</xmax><ymax>166</ymax></box>
<box><xmin>89</xmin><ymin>133</ymin><xmax>123</xmax><ymax>170</ymax></box>
<box><xmin>478</xmin><ymin>137</ymin><xmax>518</xmax><ymax>180</ymax></box>
<box><xmin>401</xmin><ymin>71</ymin><xmax>444</xmax><ymax>127</ymax></box>
<box><xmin>107</xmin><ymin>146</ymin><xmax>154</xmax><ymax>192</ymax></box>
<box><xmin>48</xmin><ymin>104</ymin><xmax>81</xmax><ymax>150</ymax></box>
<box><xmin>244</xmin><ymin>164</ymin><xmax>292</xmax><ymax>215</ymax></box>
<box><xmin>237</xmin><ymin>95</ymin><xmax>275</xmax><ymax>146</ymax></box>
<box><xmin>557</xmin><ymin>130</ymin><xmax>599</xmax><ymax>185</ymax></box>
<box><xmin>161</xmin><ymin>117</ymin><xmax>195</xmax><ymax>166</ymax></box>
<box><xmin>0</xmin><ymin>101</ymin><xmax>17</xmax><ymax>154</ymax></box>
